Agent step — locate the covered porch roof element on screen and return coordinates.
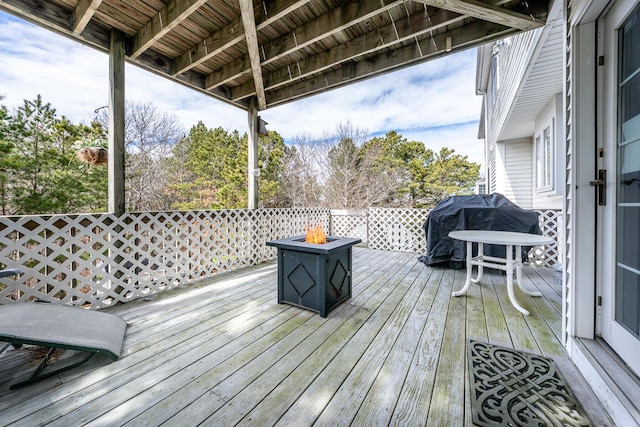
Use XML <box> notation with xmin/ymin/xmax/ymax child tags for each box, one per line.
<box><xmin>1</xmin><ymin>0</ymin><xmax>548</xmax><ymax>112</ymax></box>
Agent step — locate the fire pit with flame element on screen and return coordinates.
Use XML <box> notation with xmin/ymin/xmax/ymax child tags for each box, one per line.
<box><xmin>266</xmin><ymin>226</ymin><xmax>361</xmax><ymax>317</ymax></box>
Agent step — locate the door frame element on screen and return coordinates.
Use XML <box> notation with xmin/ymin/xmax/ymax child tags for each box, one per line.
<box><xmin>597</xmin><ymin>0</ymin><xmax>640</xmax><ymax>376</ymax></box>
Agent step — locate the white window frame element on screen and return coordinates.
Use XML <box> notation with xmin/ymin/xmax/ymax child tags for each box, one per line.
<box><xmin>476</xmin><ymin>182</ymin><xmax>487</xmax><ymax>195</ymax></box>
<box><xmin>534</xmin><ymin>118</ymin><xmax>554</xmax><ymax>191</ymax></box>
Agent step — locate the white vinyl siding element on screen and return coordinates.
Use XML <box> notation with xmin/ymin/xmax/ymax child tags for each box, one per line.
<box><xmin>501</xmin><ymin>139</ymin><xmax>533</xmax><ymax>208</ymax></box>
<box><xmin>485</xmin><ymin>30</ymin><xmax>542</xmax><ymax>147</ymax></box>
<box><xmin>488</xmin><ymin>138</ymin><xmax>498</xmax><ymax>194</ymax></box>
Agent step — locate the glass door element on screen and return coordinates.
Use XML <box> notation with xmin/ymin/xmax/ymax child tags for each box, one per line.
<box><xmin>616</xmin><ymin>4</ymin><xmax>640</xmax><ymax>350</ymax></box>
<box><xmin>600</xmin><ymin>0</ymin><xmax>640</xmax><ymax>377</ymax></box>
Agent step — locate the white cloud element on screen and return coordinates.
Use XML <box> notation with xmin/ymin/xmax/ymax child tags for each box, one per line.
<box><xmin>0</xmin><ymin>11</ymin><xmax>484</xmax><ymax>167</ymax></box>
<box><xmin>0</xmin><ymin>13</ymin><xmax>246</xmax><ymax>130</ymax></box>
<box><xmin>262</xmin><ymin>49</ymin><xmax>484</xmax><ymax>165</ymax></box>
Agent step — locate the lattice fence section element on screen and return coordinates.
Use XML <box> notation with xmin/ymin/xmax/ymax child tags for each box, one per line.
<box><xmin>250</xmin><ymin>208</ymin><xmax>330</xmax><ymax>263</ymax></box>
<box><xmin>367</xmin><ymin>208</ymin><xmax>431</xmax><ymax>253</ymax></box>
<box><xmin>329</xmin><ymin>210</ymin><xmax>368</xmax><ymax>243</ymax></box>
<box><xmin>0</xmin><ymin>208</ymin><xmax>328</xmax><ymax>309</ymax></box>
<box><xmin>332</xmin><ymin>208</ymin><xmax>562</xmax><ymax>266</ymax></box>
<box><xmin>529</xmin><ymin>209</ymin><xmax>563</xmax><ymax>267</ymax></box>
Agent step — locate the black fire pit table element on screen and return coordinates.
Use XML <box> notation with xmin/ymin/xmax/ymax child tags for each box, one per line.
<box><xmin>266</xmin><ymin>235</ymin><xmax>361</xmax><ymax>317</ymax></box>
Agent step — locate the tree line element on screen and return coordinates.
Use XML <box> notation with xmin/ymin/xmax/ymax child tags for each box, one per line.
<box><xmin>0</xmin><ymin>96</ymin><xmax>480</xmax><ymax>215</ymax></box>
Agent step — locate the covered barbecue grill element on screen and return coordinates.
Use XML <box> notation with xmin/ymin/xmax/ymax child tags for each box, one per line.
<box><xmin>418</xmin><ymin>194</ymin><xmax>542</xmax><ymax>267</ymax></box>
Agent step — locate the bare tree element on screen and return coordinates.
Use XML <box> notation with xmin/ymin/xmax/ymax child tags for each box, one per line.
<box><xmin>353</xmin><ymin>139</ymin><xmax>404</xmax><ymax>207</ymax></box>
<box><xmin>323</xmin><ymin>122</ymin><xmax>402</xmax><ymax>209</ymax></box>
<box><xmin>97</xmin><ymin>102</ymin><xmax>184</xmax><ymax>211</ymax></box>
<box><xmin>278</xmin><ymin>134</ymin><xmax>325</xmax><ymax>207</ymax></box>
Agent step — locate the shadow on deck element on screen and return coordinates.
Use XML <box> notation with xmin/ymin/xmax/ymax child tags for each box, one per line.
<box><xmin>0</xmin><ymin>248</ymin><xmax>609</xmax><ymax>425</ymax></box>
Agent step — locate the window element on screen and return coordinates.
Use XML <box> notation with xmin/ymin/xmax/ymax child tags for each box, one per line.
<box><xmin>476</xmin><ymin>182</ymin><xmax>487</xmax><ymax>194</ymax></box>
<box><xmin>535</xmin><ymin>119</ymin><xmax>554</xmax><ymax>190</ymax></box>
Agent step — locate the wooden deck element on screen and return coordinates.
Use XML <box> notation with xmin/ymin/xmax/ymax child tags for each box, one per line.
<box><xmin>0</xmin><ymin>248</ymin><xmax>606</xmax><ymax>425</ymax></box>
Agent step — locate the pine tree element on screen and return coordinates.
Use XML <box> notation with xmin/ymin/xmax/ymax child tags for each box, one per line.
<box><xmin>0</xmin><ymin>96</ymin><xmax>108</xmax><ymax>215</ymax></box>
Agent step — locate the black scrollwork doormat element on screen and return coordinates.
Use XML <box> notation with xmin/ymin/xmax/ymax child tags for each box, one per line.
<box><xmin>467</xmin><ymin>340</ymin><xmax>592</xmax><ymax>427</ymax></box>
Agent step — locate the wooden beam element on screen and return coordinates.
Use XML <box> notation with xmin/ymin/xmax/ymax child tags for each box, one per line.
<box><xmin>412</xmin><ymin>0</ymin><xmax>544</xmax><ymax>31</ymax></box>
<box><xmin>0</xmin><ymin>0</ymin><xmax>248</xmax><ymax>110</ymax></box>
<box><xmin>72</xmin><ymin>0</ymin><xmax>102</xmax><ymax>34</ymax></box>
<box><xmin>108</xmin><ymin>29</ymin><xmax>126</xmax><ymax>216</ymax></box>
<box><xmin>205</xmin><ymin>57</ymin><xmax>253</xmax><ymax>90</ymax></box>
<box><xmin>205</xmin><ymin>0</ymin><xmax>405</xmax><ymax>90</ymax></box>
<box><xmin>239</xmin><ymin>0</ymin><xmax>267</xmax><ymax>110</ymax></box>
<box><xmin>172</xmin><ymin>0</ymin><xmax>312</xmax><ymax>76</ymax></box>
<box><xmin>172</xmin><ymin>19</ymin><xmax>245</xmax><ymax>77</ymax></box>
<box><xmin>266</xmin><ymin>21</ymin><xmax>518</xmax><ymax>107</ymax></box>
<box><xmin>232</xmin><ymin>8</ymin><xmax>465</xmax><ymax>101</ymax></box>
<box><xmin>0</xmin><ymin>0</ymin><xmax>109</xmax><ymax>47</ymax></box>
<box><xmin>130</xmin><ymin>0</ymin><xmax>209</xmax><ymax>59</ymax></box>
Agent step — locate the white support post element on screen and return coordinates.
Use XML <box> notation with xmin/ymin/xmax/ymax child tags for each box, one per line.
<box><xmin>108</xmin><ymin>29</ymin><xmax>126</xmax><ymax>215</ymax></box>
<box><xmin>247</xmin><ymin>97</ymin><xmax>259</xmax><ymax>209</ymax></box>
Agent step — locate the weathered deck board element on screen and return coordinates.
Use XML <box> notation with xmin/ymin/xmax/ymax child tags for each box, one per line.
<box><xmin>0</xmin><ymin>248</ymin><xmax>597</xmax><ymax>426</ymax></box>
<box><xmin>427</xmin><ymin>268</ymin><xmax>466</xmax><ymax>426</ymax></box>
<box><xmin>128</xmin><ymin>250</ymin><xmax>410</xmax><ymax>426</ymax></box>
<box><xmin>207</xmin><ymin>255</ymin><xmax>421</xmax><ymax>426</ymax></box>
<box><xmin>387</xmin><ymin>267</ymin><xmax>449</xmax><ymax>425</ymax></box>
<box><xmin>57</xmin><ymin>250</ymin><xmax>404</xmax><ymax>426</ymax></box>
<box><xmin>291</xmin><ymin>260</ymin><xmax>427</xmax><ymax>426</ymax></box>
<box><xmin>347</xmin><ymin>264</ymin><xmax>436</xmax><ymax>426</ymax></box>
<box><xmin>481</xmin><ymin>271</ymin><xmax>512</xmax><ymax>346</ymax></box>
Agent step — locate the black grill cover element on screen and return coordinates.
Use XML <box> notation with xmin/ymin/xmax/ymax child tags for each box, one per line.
<box><xmin>418</xmin><ymin>194</ymin><xmax>541</xmax><ymax>266</ymax></box>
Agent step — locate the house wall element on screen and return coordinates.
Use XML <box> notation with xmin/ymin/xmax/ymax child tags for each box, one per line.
<box><xmin>566</xmin><ymin>0</ymin><xmax>601</xmax><ymax>347</ymax></box>
<box><xmin>485</xmin><ymin>30</ymin><xmax>543</xmax><ymax>147</ymax></box>
<box><xmin>482</xmin><ymin>25</ymin><xmax>564</xmax><ymax>211</ymax></box>
<box><xmin>499</xmin><ymin>138</ymin><xmax>533</xmax><ymax>208</ymax></box>
<box><xmin>532</xmin><ymin>94</ymin><xmax>564</xmax><ymax>210</ymax></box>
<box><xmin>488</xmin><ymin>138</ymin><xmax>503</xmax><ymax>194</ymax></box>
<box><xmin>565</xmin><ymin>0</ymin><xmax>640</xmax><ymax>424</ymax></box>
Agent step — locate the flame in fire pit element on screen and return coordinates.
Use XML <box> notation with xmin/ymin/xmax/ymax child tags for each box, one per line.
<box><xmin>305</xmin><ymin>225</ymin><xmax>327</xmax><ymax>244</ymax></box>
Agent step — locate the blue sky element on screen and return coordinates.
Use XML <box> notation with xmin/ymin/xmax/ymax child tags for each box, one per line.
<box><xmin>0</xmin><ymin>11</ymin><xmax>485</xmax><ymax>167</ymax></box>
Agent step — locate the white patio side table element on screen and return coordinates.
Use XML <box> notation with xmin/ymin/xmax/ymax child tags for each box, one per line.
<box><xmin>448</xmin><ymin>230</ymin><xmax>554</xmax><ymax>315</ymax></box>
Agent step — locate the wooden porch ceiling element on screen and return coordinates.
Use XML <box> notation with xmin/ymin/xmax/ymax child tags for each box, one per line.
<box><xmin>0</xmin><ymin>0</ymin><xmax>548</xmax><ymax>111</ymax></box>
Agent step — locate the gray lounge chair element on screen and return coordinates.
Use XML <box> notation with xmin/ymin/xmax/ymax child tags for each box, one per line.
<box><xmin>0</xmin><ymin>302</ymin><xmax>127</xmax><ymax>389</ymax></box>
<box><xmin>0</xmin><ymin>268</ymin><xmax>22</xmax><ymax>278</ymax></box>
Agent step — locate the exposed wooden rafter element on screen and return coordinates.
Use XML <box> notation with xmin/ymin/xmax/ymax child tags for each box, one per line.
<box><xmin>232</xmin><ymin>8</ymin><xmax>465</xmax><ymax>101</ymax></box>
<box><xmin>239</xmin><ymin>0</ymin><xmax>267</xmax><ymax>110</ymax></box>
<box><xmin>130</xmin><ymin>0</ymin><xmax>209</xmax><ymax>59</ymax></box>
<box><xmin>266</xmin><ymin>20</ymin><xmax>517</xmax><ymax>106</ymax></box>
<box><xmin>72</xmin><ymin>0</ymin><xmax>102</xmax><ymax>34</ymax></box>
<box><xmin>172</xmin><ymin>0</ymin><xmax>312</xmax><ymax>76</ymax></box>
<box><xmin>412</xmin><ymin>0</ymin><xmax>543</xmax><ymax>31</ymax></box>
<box><xmin>0</xmin><ymin>0</ymin><xmax>549</xmax><ymax>111</ymax></box>
<box><xmin>205</xmin><ymin>0</ymin><xmax>405</xmax><ymax>91</ymax></box>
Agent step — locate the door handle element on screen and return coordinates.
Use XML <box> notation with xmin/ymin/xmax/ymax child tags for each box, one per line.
<box><xmin>589</xmin><ymin>169</ymin><xmax>607</xmax><ymax>206</ymax></box>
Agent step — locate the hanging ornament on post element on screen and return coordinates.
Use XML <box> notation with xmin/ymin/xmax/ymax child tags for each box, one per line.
<box><xmin>258</xmin><ymin>116</ymin><xmax>269</xmax><ymax>136</ymax></box>
<box><xmin>76</xmin><ymin>147</ymin><xmax>108</xmax><ymax>165</ymax></box>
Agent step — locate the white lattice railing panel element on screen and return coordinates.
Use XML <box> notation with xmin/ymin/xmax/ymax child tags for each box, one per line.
<box><xmin>330</xmin><ymin>208</ymin><xmax>562</xmax><ymax>267</ymax></box>
<box><xmin>529</xmin><ymin>209</ymin><xmax>563</xmax><ymax>267</ymax></box>
<box><xmin>330</xmin><ymin>210</ymin><xmax>368</xmax><ymax>243</ymax></box>
<box><xmin>367</xmin><ymin>208</ymin><xmax>431</xmax><ymax>253</ymax></box>
<box><xmin>0</xmin><ymin>208</ymin><xmax>329</xmax><ymax>309</ymax></box>
<box><xmin>0</xmin><ymin>207</ymin><xmax>559</xmax><ymax>310</ymax></box>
